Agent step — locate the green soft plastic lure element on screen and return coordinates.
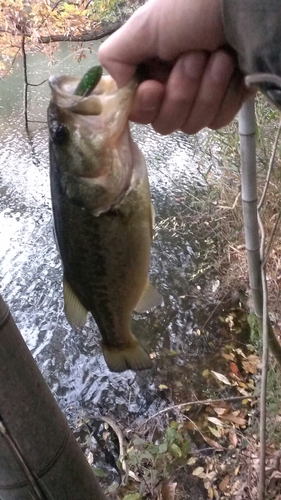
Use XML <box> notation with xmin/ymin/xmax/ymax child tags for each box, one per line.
<box><xmin>74</xmin><ymin>65</ymin><xmax>103</xmax><ymax>97</ymax></box>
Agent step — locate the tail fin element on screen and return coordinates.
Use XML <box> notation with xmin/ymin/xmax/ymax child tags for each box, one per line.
<box><xmin>101</xmin><ymin>335</ymin><xmax>153</xmax><ymax>373</ymax></box>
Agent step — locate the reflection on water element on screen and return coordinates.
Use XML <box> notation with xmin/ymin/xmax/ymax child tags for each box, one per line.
<box><xmin>0</xmin><ymin>41</ymin><xmax>225</xmax><ymax>433</ymax></box>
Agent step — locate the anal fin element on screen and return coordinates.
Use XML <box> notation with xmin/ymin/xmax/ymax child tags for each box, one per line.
<box><xmin>63</xmin><ymin>277</ymin><xmax>88</xmax><ymax>328</ymax></box>
<box><xmin>134</xmin><ymin>281</ymin><xmax>163</xmax><ymax>314</ymax></box>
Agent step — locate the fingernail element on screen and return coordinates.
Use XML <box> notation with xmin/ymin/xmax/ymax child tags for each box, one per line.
<box><xmin>183</xmin><ymin>53</ymin><xmax>206</xmax><ymax>80</ymax></box>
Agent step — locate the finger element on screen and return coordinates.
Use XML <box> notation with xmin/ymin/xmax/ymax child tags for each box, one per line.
<box><xmin>151</xmin><ymin>51</ymin><xmax>208</xmax><ymax>135</ymax></box>
<box><xmin>209</xmin><ymin>72</ymin><xmax>256</xmax><ymax>129</ymax></box>
<box><xmin>98</xmin><ymin>0</ymin><xmax>225</xmax><ymax>87</ymax></box>
<box><xmin>99</xmin><ymin>4</ymin><xmax>153</xmax><ymax>87</ymax></box>
<box><xmin>129</xmin><ymin>80</ymin><xmax>165</xmax><ymax>124</ymax></box>
<box><xmin>181</xmin><ymin>50</ymin><xmax>235</xmax><ymax>135</ymax></box>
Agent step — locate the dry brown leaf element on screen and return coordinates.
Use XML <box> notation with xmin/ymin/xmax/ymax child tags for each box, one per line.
<box><xmin>221</xmin><ymin>414</ymin><xmax>247</xmax><ymax>426</ymax></box>
<box><xmin>208</xmin><ymin>417</ymin><xmax>223</xmax><ymax>426</ymax></box>
<box><xmin>161</xmin><ymin>481</ymin><xmax>177</xmax><ymax>500</ymax></box>
<box><xmin>236</xmin><ymin>386</ymin><xmax>251</xmax><ymax>397</ymax></box>
<box><xmin>187</xmin><ymin>457</ymin><xmax>197</xmax><ymax>466</ymax></box>
<box><xmin>219</xmin><ymin>475</ymin><xmax>229</xmax><ymax>492</ymax></box>
<box><xmin>211</xmin><ymin>371</ymin><xmax>232</xmax><ymax>385</ymax></box>
<box><xmin>222</xmin><ymin>353</ymin><xmax>235</xmax><ymax>361</ymax></box>
<box><xmin>230</xmin><ymin>362</ymin><xmax>240</xmax><ymax>375</ymax></box>
<box><xmin>270</xmin><ymin>471</ymin><xmax>281</xmax><ymax>480</ymax></box>
<box><xmin>208</xmin><ymin>487</ymin><xmax>214</xmax><ymax>499</ymax></box>
<box><xmin>229</xmin><ymin>431</ymin><xmax>238</xmax><ymax>447</ymax></box>
<box><xmin>87</xmin><ymin>451</ymin><xmax>93</xmax><ymax>465</ymax></box>
<box><xmin>192</xmin><ymin>466</ymin><xmax>205</xmax><ymax>477</ymax></box>
<box><xmin>213</xmin><ymin>406</ymin><xmax>227</xmax><ymax>416</ymax></box>
<box><xmin>204</xmin><ymin>436</ymin><xmax>223</xmax><ymax>450</ymax></box>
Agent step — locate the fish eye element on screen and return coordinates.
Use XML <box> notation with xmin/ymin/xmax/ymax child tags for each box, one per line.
<box><xmin>50</xmin><ymin>122</ymin><xmax>69</xmax><ymax>144</ymax></box>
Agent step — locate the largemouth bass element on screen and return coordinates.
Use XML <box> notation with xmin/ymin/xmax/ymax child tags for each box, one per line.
<box><xmin>47</xmin><ymin>68</ymin><xmax>162</xmax><ymax>372</ymax></box>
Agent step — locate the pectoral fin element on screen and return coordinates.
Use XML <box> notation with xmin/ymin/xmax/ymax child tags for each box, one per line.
<box><xmin>63</xmin><ymin>277</ymin><xmax>88</xmax><ymax>328</ymax></box>
<box><xmin>134</xmin><ymin>281</ymin><xmax>163</xmax><ymax>313</ymax></box>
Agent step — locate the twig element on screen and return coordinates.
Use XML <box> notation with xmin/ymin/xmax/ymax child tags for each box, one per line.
<box><xmin>201</xmin><ymin>291</ymin><xmax>229</xmax><ymax>330</ymax></box>
<box><xmin>217</xmin><ymin>190</ymin><xmax>241</xmax><ymax>210</ymax></box>
<box><xmin>0</xmin><ymin>47</ymin><xmax>20</xmax><ymax>78</ymax></box>
<box><xmin>138</xmin><ymin>396</ymin><xmax>254</xmax><ymax>428</ymax></box>
<box><xmin>258</xmin><ymin>121</ymin><xmax>281</xmax><ymax>210</ymax></box>
<box><xmin>21</xmin><ymin>35</ymin><xmax>28</xmax><ymax>130</ymax></box>
<box><xmin>257</xmin><ymin>213</ymin><xmax>269</xmax><ymax>500</ymax></box>
<box><xmin>28</xmin><ymin>79</ymin><xmax>48</xmax><ymax>87</ymax></box>
<box><xmin>183</xmin><ymin>414</ymin><xmax>223</xmax><ymax>450</ymax></box>
<box><xmin>87</xmin><ymin>415</ymin><xmax>140</xmax><ymax>482</ymax></box>
<box><xmin>264</xmin><ymin>209</ymin><xmax>281</xmax><ymax>264</ymax></box>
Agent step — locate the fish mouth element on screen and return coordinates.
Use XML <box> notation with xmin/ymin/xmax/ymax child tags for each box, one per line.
<box><xmin>48</xmin><ymin>73</ymin><xmax>137</xmax><ymax>121</ymax></box>
<box><xmin>48</xmin><ymin>71</ymin><xmax>139</xmax><ymax>214</ymax></box>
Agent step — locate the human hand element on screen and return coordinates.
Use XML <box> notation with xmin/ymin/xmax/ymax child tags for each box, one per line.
<box><xmin>99</xmin><ymin>0</ymin><xmax>252</xmax><ymax>134</ymax></box>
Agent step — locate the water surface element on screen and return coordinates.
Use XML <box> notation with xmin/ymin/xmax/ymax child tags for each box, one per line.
<box><xmin>0</xmin><ymin>41</ymin><xmax>231</xmax><ymax>437</ymax></box>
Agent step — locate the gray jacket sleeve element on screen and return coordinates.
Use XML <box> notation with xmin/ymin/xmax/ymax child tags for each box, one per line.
<box><xmin>222</xmin><ymin>0</ymin><xmax>281</xmax><ymax>105</ymax></box>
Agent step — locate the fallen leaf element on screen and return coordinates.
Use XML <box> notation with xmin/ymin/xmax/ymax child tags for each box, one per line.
<box><xmin>270</xmin><ymin>471</ymin><xmax>281</xmax><ymax>480</ymax></box>
<box><xmin>208</xmin><ymin>488</ymin><xmax>214</xmax><ymax>499</ymax></box>
<box><xmin>158</xmin><ymin>384</ymin><xmax>169</xmax><ymax>390</ymax></box>
<box><xmin>235</xmin><ymin>348</ymin><xmax>246</xmax><ymax>358</ymax></box>
<box><xmin>207</xmin><ymin>417</ymin><xmax>223</xmax><ymax>426</ymax></box>
<box><xmin>230</xmin><ymin>362</ymin><xmax>239</xmax><ymax>375</ymax></box>
<box><xmin>236</xmin><ymin>386</ymin><xmax>251</xmax><ymax>397</ymax></box>
<box><xmin>213</xmin><ymin>407</ymin><xmax>227</xmax><ymax>416</ymax></box>
<box><xmin>214</xmin><ymin>487</ymin><xmax>219</xmax><ymax>499</ymax></box>
<box><xmin>208</xmin><ymin>426</ymin><xmax>221</xmax><ymax>438</ymax></box>
<box><xmin>229</xmin><ymin>431</ymin><xmax>238</xmax><ymax>447</ymax></box>
<box><xmin>211</xmin><ymin>371</ymin><xmax>231</xmax><ymax>385</ymax></box>
<box><xmin>219</xmin><ymin>475</ymin><xmax>229</xmax><ymax>492</ymax></box>
<box><xmin>122</xmin><ymin>494</ymin><xmax>142</xmax><ymax>500</ymax></box>
<box><xmin>221</xmin><ymin>414</ymin><xmax>247</xmax><ymax>426</ymax></box>
<box><xmin>204</xmin><ymin>436</ymin><xmax>223</xmax><ymax>450</ymax></box>
<box><xmin>87</xmin><ymin>451</ymin><xmax>93</xmax><ymax>465</ymax></box>
<box><xmin>192</xmin><ymin>466</ymin><xmax>205</xmax><ymax>477</ymax></box>
<box><xmin>161</xmin><ymin>481</ymin><xmax>177</xmax><ymax>500</ymax></box>
<box><xmin>187</xmin><ymin>457</ymin><xmax>197</xmax><ymax>466</ymax></box>
<box><xmin>222</xmin><ymin>353</ymin><xmax>234</xmax><ymax>361</ymax></box>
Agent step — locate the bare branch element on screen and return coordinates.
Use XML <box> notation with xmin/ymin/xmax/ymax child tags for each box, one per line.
<box><xmin>257</xmin><ymin>212</ymin><xmax>269</xmax><ymax>500</ymax></box>
<box><xmin>265</xmin><ymin>210</ymin><xmax>281</xmax><ymax>264</ymax></box>
<box><xmin>0</xmin><ymin>21</ymin><xmax>124</xmax><ymax>43</ymax></box>
<box><xmin>258</xmin><ymin>121</ymin><xmax>281</xmax><ymax>210</ymax></box>
<box><xmin>138</xmin><ymin>396</ymin><xmax>254</xmax><ymax>428</ymax></box>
